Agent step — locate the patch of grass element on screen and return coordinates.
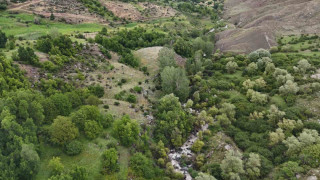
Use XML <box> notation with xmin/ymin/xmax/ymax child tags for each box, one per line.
<box><xmin>0</xmin><ymin>12</ymin><xmax>103</xmax><ymax>39</ymax></box>
<box><xmin>36</xmin><ymin>132</ymin><xmax>118</xmax><ymax>180</ymax></box>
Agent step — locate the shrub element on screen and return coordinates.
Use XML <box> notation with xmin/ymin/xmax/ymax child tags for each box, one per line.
<box><xmin>65</xmin><ymin>140</ymin><xmax>83</xmax><ymax>156</ymax></box>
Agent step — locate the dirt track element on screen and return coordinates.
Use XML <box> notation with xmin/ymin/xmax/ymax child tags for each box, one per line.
<box><xmin>8</xmin><ymin>0</ymin><xmax>106</xmax><ymax>24</ymax></box>
<box><xmin>216</xmin><ymin>0</ymin><xmax>320</xmax><ymax>53</ymax></box>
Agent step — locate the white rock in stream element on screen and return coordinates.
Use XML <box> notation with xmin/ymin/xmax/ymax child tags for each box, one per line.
<box><xmin>168</xmin><ymin>124</ymin><xmax>209</xmax><ymax>180</ymax></box>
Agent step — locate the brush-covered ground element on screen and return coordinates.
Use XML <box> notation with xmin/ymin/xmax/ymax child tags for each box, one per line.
<box><xmin>1</xmin><ymin>0</ymin><xmax>320</xmax><ymax>180</ymax></box>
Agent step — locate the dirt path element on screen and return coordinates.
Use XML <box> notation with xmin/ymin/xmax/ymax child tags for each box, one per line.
<box><xmin>9</xmin><ymin>0</ymin><xmax>43</xmax><ymax>11</ymax></box>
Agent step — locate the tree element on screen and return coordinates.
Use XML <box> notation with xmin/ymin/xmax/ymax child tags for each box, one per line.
<box><xmin>278</xmin><ymin>119</ymin><xmax>303</xmax><ymax>134</ymax></box>
<box><xmin>50</xmin><ymin>93</ymin><xmax>72</xmax><ymax>116</ymax></box>
<box><xmin>70</xmin><ymin>166</ymin><xmax>88</xmax><ymax>180</ymax></box>
<box><xmin>219</xmin><ymin>103</ymin><xmax>236</xmax><ymax>120</ymax></box>
<box><xmin>195</xmin><ymin>172</ymin><xmax>217</xmax><ymax>180</ymax></box>
<box><xmin>192</xmin><ymin>139</ymin><xmax>205</xmax><ymax>153</ymax></box>
<box><xmin>283</xmin><ymin>129</ymin><xmax>320</xmax><ymax>155</ymax></box>
<box><xmin>246</xmin><ymin>153</ymin><xmax>261</xmax><ymax>180</ymax></box>
<box><xmin>158</xmin><ymin>47</ymin><xmax>177</xmax><ymax>70</ymax></box>
<box><xmin>161</xmin><ymin>66</ymin><xmax>189</xmax><ymax>101</ymax></box>
<box><xmin>130</xmin><ymin>152</ymin><xmax>155</xmax><ymax>179</ymax></box>
<box><xmin>264</xmin><ymin>62</ymin><xmax>275</xmax><ymax>75</ymax></box>
<box><xmin>274</xmin><ymin>161</ymin><xmax>303</xmax><ymax>180</ymax></box>
<box><xmin>246</xmin><ymin>89</ymin><xmax>268</xmax><ymax>105</ymax></box>
<box><xmin>174</xmin><ymin>38</ymin><xmax>192</xmax><ymax>57</ymax></box>
<box><xmin>112</xmin><ymin>115</ymin><xmax>140</xmax><ymax>146</ymax></box>
<box><xmin>84</xmin><ymin>120</ymin><xmax>102</xmax><ymax>139</ymax></box>
<box><xmin>19</xmin><ymin>144</ymin><xmax>40</xmax><ymax>178</ymax></box>
<box><xmin>297</xmin><ymin>59</ymin><xmax>311</xmax><ymax>74</ymax></box>
<box><xmin>243</xmin><ymin>79</ymin><xmax>255</xmax><ymax>90</ymax></box>
<box><xmin>154</xmin><ymin>94</ymin><xmax>193</xmax><ymax>147</ymax></box>
<box><xmin>217</xmin><ymin>113</ymin><xmax>231</xmax><ymax>127</ymax></box>
<box><xmin>269</xmin><ymin>128</ymin><xmax>285</xmax><ymax>146</ymax></box>
<box><xmin>273</xmin><ymin>68</ymin><xmax>294</xmax><ymax>85</ymax></box>
<box><xmin>88</xmin><ymin>85</ymin><xmax>104</xmax><ymax>98</ymax></box>
<box><xmin>102</xmin><ymin>148</ymin><xmax>119</xmax><ymax>174</ymax></box>
<box><xmin>65</xmin><ymin>140</ymin><xmax>83</xmax><ymax>156</ymax></box>
<box><xmin>248</xmin><ymin>49</ymin><xmax>271</xmax><ymax>62</ymax></box>
<box><xmin>279</xmin><ymin>80</ymin><xmax>299</xmax><ymax>95</ymax></box>
<box><xmin>0</xmin><ymin>30</ymin><xmax>7</xmax><ymax>48</ymax></box>
<box><xmin>50</xmin><ymin>116</ymin><xmax>79</xmax><ymax>145</ymax></box>
<box><xmin>221</xmin><ymin>150</ymin><xmax>244</xmax><ymax>180</ymax></box>
<box><xmin>226</xmin><ymin>61</ymin><xmax>238</xmax><ymax>74</ymax></box>
<box><xmin>50</xmin><ymin>13</ymin><xmax>55</xmax><ymax>20</ymax></box>
<box><xmin>49</xmin><ymin>157</ymin><xmax>64</xmax><ymax>175</ymax></box>
<box><xmin>267</xmin><ymin>105</ymin><xmax>285</xmax><ymax>126</ymax></box>
<box><xmin>246</xmin><ymin>63</ymin><xmax>258</xmax><ymax>75</ymax></box>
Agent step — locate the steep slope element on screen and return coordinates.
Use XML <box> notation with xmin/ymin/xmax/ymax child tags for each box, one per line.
<box><xmin>216</xmin><ymin>0</ymin><xmax>320</xmax><ymax>53</ymax></box>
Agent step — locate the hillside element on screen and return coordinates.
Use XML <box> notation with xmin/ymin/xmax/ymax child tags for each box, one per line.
<box><xmin>216</xmin><ymin>0</ymin><xmax>320</xmax><ymax>53</ymax></box>
<box><xmin>1</xmin><ymin>0</ymin><xmax>320</xmax><ymax>180</ymax></box>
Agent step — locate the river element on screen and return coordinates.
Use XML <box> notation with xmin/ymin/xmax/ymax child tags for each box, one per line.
<box><xmin>168</xmin><ymin>124</ymin><xmax>209</xmax><ymax>180</ymax></box>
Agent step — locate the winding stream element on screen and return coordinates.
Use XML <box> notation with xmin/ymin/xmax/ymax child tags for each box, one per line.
<box><xmin>168</xmin><ymin>124</ymin><xmax>209</xmax><ymax>180</ymax></box>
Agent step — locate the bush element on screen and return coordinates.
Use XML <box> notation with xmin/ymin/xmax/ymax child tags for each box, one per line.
<box><xmin>133</xmin><ymin>86</ymin><xmax>142</xmax><ymax>93</ymax></box>
<box><xmin>126</xmin><ymin>94</ymin><xmax>137</xmax><ymax>103</ymax></box>
<box><xmin>65</xmin><ymin>140</ymin><xmax>83</xmax><ymax>156</ymax></box>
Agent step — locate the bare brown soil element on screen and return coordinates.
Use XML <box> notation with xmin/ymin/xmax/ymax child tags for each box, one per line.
<box><xmin>216</xmin><ymin>0</ymin><xmax>320</xmax><ymax>53</ymax></box>
<box><xmin>8</xmin><ymin>0</ymin><xmax>106</xmax><ymax>24</ymax></box>
<box><xmin>100</xmin><ymin>0</ymin><xmax>176</xmax><ymax>21</ymax></box>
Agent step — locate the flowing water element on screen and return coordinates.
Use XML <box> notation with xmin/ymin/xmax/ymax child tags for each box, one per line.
<box><xmin>168</xmin><ymin>124</ymin><xmax>209</xmax><ymax>180</ymax></box>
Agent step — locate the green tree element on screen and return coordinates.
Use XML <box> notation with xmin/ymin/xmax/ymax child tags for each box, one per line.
<box><xmin>0</xmin><ymin>30</ymin><xmax>7</xmax><ymax>48</ymax></box>
<box><xmin>112</xmin><ymin>115</ymin><xmax>140</xmax><ymax>146</ymax></box>
<box><xmin>102</xmin><ymin>148</ymin><xmax>119</xmax><ymax>174</ymax></box>
<box><xmin>130</xmin><ymin>152</ymin><xmax>155</xmax><ymax>179</ymax></box>
<box><xmin>246</xmin><ymin>153</ymin><xmax>261</xmax><ymax>180</ymax></box>
<box><xmin>49</xmin><ymin>157</ymin><xmax>64</xmax><ymax>175</ymax></box>
<box><xmin>221</xmin><ymin>150</ymin><xmax>244</xmax><ymax>180</ymax></box>
<box><xmin>195</xmin><ymin>172</ymin><xmax>217</xmax><ymax>180</ymax></box>
<box><xmin>154</xmin><ymin>94</ymin><xmax>193</xmax><ymax>147</ymax></box>
<box><xmin>50</xmin><ymin>116</ymin><xmax>79</xmax><ymax>145</ymax></box>
<box><xmin>70</xmin><ymin>166</ymin><xmax>88</xmax><ymax>180</ymax></box>
<box><xmin>191</xmin><ymin>139</ymin><xmax>205</xmax><ymax>153</ymax></box>
<box><xmin>71</xmin><ymin>105</ymin><xmax>104</xmax><ymax>130</ymax></box>
<box><xmin>269</xmin><ymin>128</ymin><xmax>285</xmax><ymax>146</ymax></box>
<box><xmin>267</xmin><ymin>105</ymin><xmax>285</xmax><ymax>126</ymax></box>
<box><xmin>226</xmin><ymin>61</ymin><xmax>238</xmax><ymax>74</ymax></box>
<box><xmin>279</xmin><ymin>80</ymin><xmax>299</xmax><ymax>95</ymax></box>
<box><xmin>161</xmin><ymin>66</ymin><xmax>189</xmax><ymax>101</ymax></box>
<box><xmin>297</xmin><ymin>59</ymin><xmax>311</xmax><ymax>74</ymax></box>
<box><xmin>274</xmin><ymin>161</ymin><xmax>303</xmax><ymax>180</ymax></box>
<box><xmin>219</xmin><ymin>103</ymin><xmax>236</xmax><ymax>120</ymax></box>
<box><xmin>84</xmin><ymin>120</ymin><xmax>102</xmax><ymax>139</ymax></box>
<box><xmin>50</xmin><ymin>13</ymin><xmax>55</xmax><ymax>20</ymax></box>
<box><xmin>19</xmin><ymin>144</ymin><xmax>40</xmax><ymax>178</ymax></box>
<box><xmin>174</xmin><ymin>38</ymin><xmax>192</xmax><ymax>57</ymax></box>
<box><xmin>50</xmin><ymin>93</ymin><xmax>72</xmax><ymax>116</ymax></box>
<box><xmin>158</xmin><ymin>47</ymin><xmax>177</xmax><ymax>70</ymax></box>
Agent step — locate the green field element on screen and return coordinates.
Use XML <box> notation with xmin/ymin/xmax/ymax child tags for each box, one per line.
<box><xmin>0</xmin><ymin>12</ymin><xmax>104</xmax><ymax>39</ymax></box>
